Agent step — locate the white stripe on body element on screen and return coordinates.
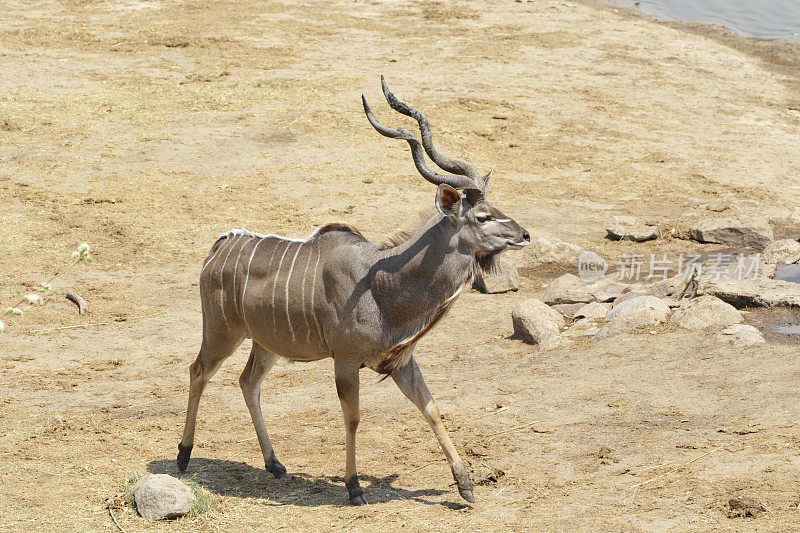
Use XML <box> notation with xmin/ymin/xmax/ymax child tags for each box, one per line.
<box><xmin>271</xmin><ymin>241</ymin><xmax>293</xmax><ymax>333</ymax></box>
<box><xmin>218</xmin><ymin>234</ymin><xmax>242</xmax><ymax>325</ymax></box>
<box><xmin>258</xmin><ymin>238</ymin><xmax>282</xmax><ymax>325</ymax></box>
<box><xmin>309</xmin><ymin>246</ymin><xmax>324</xmax><ymax>344</ymax></box>
<box><xmin>200</xmin><ymin>242</ymin><xmax>224</xmax><ymax>276</ymax></box>
<box><xmin>299</xmin><ymin>243</ymin><xmax>314</xmax><ymax>343</ymax></box>
<box><xmin>241</xmin><ymin>237</ymin><xmax>265</xmax><ymax>334</ymax></box>
<box><xmin>284</xmin><ymin>242</ymin><xmax>303</xmax><ymax>342</ymax></box>
<box><xmin>231</xmin><ymin>236</ymin><xmax>254</xmax><ymax>321</ymax></box>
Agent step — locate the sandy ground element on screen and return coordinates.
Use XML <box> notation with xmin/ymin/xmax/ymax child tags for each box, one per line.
<box><xmin>1</xmin><ymin>0</ymin><xmax>800</xmax><ymax>531</ymax></box>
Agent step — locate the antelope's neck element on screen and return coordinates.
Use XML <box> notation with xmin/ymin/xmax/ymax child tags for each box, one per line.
<box><xmin>374</xmin><ymin>215</ymin><xmax>474</xmax><ymax>329</ymax></box>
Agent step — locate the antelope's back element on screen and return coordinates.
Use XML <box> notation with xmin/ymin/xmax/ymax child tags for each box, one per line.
<box><xmin>199</xmin><ymin>225</ymin><xmax>373</xmax><ymax>361</ymax></box>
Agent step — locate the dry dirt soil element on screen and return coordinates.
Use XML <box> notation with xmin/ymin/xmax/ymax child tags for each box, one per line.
<box><xmin>2</xmin><ymin>0</ymin><xmax>800</xmax><ymax>531</ymax></box>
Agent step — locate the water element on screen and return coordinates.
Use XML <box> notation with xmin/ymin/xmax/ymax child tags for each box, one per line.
<box><xmin>773</xmin><ymin>324</ymin><xmax>800</xmax><ymax>335</ymax></box>
<box><xmin>615</xmin><ymin>0</ymin><xmax>800</xmax><ymax>42</ymax></box>
<box><xmin>774</xmin><ymin>264</ymin><xmax>800</xmax><ymax>284</ymax></box>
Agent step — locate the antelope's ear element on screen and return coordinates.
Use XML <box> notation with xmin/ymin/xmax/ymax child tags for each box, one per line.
<box><xmin>435</xmin><ymin>184</ymin><xmax>463</xmax><ymax>220</ymax></box>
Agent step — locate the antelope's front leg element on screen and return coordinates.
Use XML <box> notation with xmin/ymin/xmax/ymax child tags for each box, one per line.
<box><xmin>391</xmin><ymin>355</ymin><xmax>475</xmax><ymax>503</ymax></box>
<box><xmin>334</xmin><ymin>358</ymin><xmax>366</xmax><ymax>505</ymax></box>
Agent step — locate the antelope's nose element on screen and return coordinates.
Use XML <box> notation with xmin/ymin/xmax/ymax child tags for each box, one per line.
<box><xmin>521</xmin><ymin>229</ymin><xmax>530</xmax><ymax>242</ymax></box>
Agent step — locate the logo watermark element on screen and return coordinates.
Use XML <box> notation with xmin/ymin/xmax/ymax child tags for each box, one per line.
<box><xmin>578</xmin><ymin>250</ymin><xmax>608</xmax><ymax>282</ymax></box>
<box><xmin>578</xmin><ymin>252</ymin><xmax>761</xmax><ymax>283</ymax></box>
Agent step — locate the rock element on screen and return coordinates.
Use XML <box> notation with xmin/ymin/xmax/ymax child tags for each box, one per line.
<box><xmin>668</xmin><ymin>295</ymin><xmax>742</xmax><ymax>330</ymax></box>
<box><xmin>761</xmin><ymin>238</ymin><xmax>800</xmax><ymax>277</ymax></box>
<box><xmin>542</xmin><ymin>273</ymin><xmax>593</xmax><ymax>305</ymax></box>
<box><xmin>727</xmin><ymin>496</ymin><xmax>766</xmax><ymax>518</ymax></box>
<box><xmin>133</xmin><ymin>474</ymin><xmax>194</xmax><ymax>521</ymax></box>
<box><xmin>550</xmin><ymin>302</ymin><xmax>585</xmax><ymax>317</ymax></box>
<box><xmin>589</xmin><ymin>278</ymin><xmax>628</xmax><ymax>302</ymax></box>
<box><xmin>647</xmin><ymin>276</ymin><xmax>693</xmax><ymax>299</ymax></box>
<box><xmin>595</xmin><ymin>296</ymin><xmax>670</xmax><ymax>339</ymax></box>
<box><xmin>612</xmin><ymin>288</ymin><xmax>651</xmax><ymax>306</ymax></box>
<box><xmin>716</xmin><ymin>324</ymin><xmax>765</xmax><ymax>346</ymax></box>
<box><xmin>701</xmin><ymin>278</ymin><xmax>800</xmax><ymax>307</ymax></box>
<box><xmin>762</xmin><ymin>239</ymin><xmax>800</xmax><ymax>265</ymax></box>
<box><xmin>690</xmin><ymin>216</ymin><xmax>773</xmax><ymax>249</ymax></box>
<box><xmin>606</xmin><ymin>216</ymin><xmax>659</xmax><ymax>242</ymax></box>
<box><xmin>512</xmin><ymin>299</ymin><xmax>566</xmax><ymax>345</ymax></box>
<box><xmin>529</xmin><ymin>236</ymin><xmax>583</xmax><ymax>265</ymax></box>
<box><xmin>607</xmin><ymin>295</ymin><xmax>671</xmax><ymax>322</ymax></box>
<box><xmin>473</xmin><ymin>259</ymin><xmax>519</xmax><ymax>294</ymax></box>
<box><xmin>538</xmin><ymin>333</ymin><xmax>573</xmax><ymax>351</ymax></box>
<box><xmin>575</xmin><ymin>302</ymin><xmax>610</xmax><ymax>320</ymax></box>
<box><xmin>562</xmin><ymin>318</ymin><xmax>600</xmax><ymax>337</ymax></box>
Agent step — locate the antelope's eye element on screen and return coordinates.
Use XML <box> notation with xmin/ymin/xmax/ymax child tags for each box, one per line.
<box><xmin>476</xmin><ymin>214</ymin><xmax>491</xmax><ymax>223</ymax></box>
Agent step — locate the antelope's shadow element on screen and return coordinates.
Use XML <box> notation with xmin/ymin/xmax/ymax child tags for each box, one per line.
<box><xmin>147</xmin><ymin>458</ymin><xmax>462</xmax><ymax>509</ymax></box>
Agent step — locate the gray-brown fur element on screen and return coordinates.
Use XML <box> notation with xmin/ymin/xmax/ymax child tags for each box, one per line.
<box><xmin>178</xmin><ymin>79</ymin><xmax>529</xmax><ymax>506</ymax></box>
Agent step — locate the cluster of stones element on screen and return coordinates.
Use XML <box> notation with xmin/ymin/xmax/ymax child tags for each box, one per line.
<box><xmin>512</xmin><ymin>272</ymin><xmax>765</xmax><ymax>350</ymax></box>
<box><xmin>510</xmin><ymin>214</ymin><xmax>800</xmax><ymax>350</ymax></box>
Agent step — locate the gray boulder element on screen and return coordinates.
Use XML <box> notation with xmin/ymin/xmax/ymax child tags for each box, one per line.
<box><xmin>606</xmin><ymin>216</ymin><xmax>659</xmax><ymax>242</ymax></box>
<box><xmin>595</xmin><ymin>296</ymin><xmax>671</xmax><ymax>339</ymax></box>
<box><xmin>550</xmin><ymin>302</ymin><xmax>585</xmax><ymax>317</ymax></box>
<box><xmin>716</xmin><ymin>324</ymin><xmax>765</xmax><ymax>346</ymax></box>
<box><xmin>133</xmin><ymin>474</ymin><xmax>194</xmax><ymax>521</ymax></box>
<box><xmin>607</xmin><ymin>295</ymin><xmax>671</xmax><ymax>322</ymax></box>
<box><xmin>529</xmin><ymin>236</ymin><xmax>583</xmax><ymax>265</ymax></box>
<box><xmin>575</xmin><ymin>302</ymin><xmax>610</xmax><ymax>320</ymax></box>
<box><xmin>690</xmin><ymin>216</ymin><xmax>773</xmax><ymax>249</ymax></box>
<box><xmin>700</xmin><ymin>278</ymin><xmax>800</xmax><ymax>307</ymax></box>
<box><xmin>589</xmin><ymin>278</ymin><xmax>629</xmax><ymax>302</ymax></box>
<box><xmin>538</xmin><ymin>333</ymin><xmax>574</xmax><ymax>351</ymax></box>
<box><xmin>542</xmin><ymin>273</ymin><xmax>593</xmax><ymax>305</ymax></box>
<box><xmin>668</xmin><ymin>295</ymin><xmax>742</xmax><ymax>330</ymax></box>
<box><xmin>473</xmin><ymin>259</ymin><xmax>519</xmax><ymax>294</ymax></box>
<box><xmin>512</xmin><ymin>298</ymin><xmax>565</xmax><ymax>345</ymax></box>
<box><xmin>563</xmin><ymin>318</ymin><xmax>601</xmax><ymax>337</ymax></box>
<box><xmin>761</xmin><ymin>239</ymin><xmax>800</xmax><ymax>277</ymax></box>
<box><xmin>763</xmin><ymin>239</ymin><xmax>800</xmax><ymax>265</ymax></box>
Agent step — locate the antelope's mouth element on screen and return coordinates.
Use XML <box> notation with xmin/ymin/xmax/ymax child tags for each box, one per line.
<box><xmin>505</xmin><ymin>239</ymin><xmax>529</xmax><ymax>250</ymax></box>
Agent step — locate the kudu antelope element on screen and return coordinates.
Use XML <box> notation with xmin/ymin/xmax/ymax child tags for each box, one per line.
<box><xmin>177</xmin><ymin>77</ymin><xmax>530</xmax><ymax>505</ymax></box>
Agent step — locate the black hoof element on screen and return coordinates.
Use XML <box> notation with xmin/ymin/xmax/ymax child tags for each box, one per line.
<box><xmin>451</xmin><ymin>462</ymin><xmax>475</xmax><ymax>504</ymax></box>
<box><xmin>176</xmin><ymin>443</ymin><xmax>192</xmax><ymax>472</ymax></box>
<box><xmin>346</xmin><ymin>475</ymin><xmax>366</xmax><ymax>506</ymax></box>
<box><xmin>458</xmin><ymin>487</ymin><xmax>476</xmax><ymax>503</ymax></box>
<box><xmin>266</xmin><ymin>454</ymin><xmax>290</xmax><ymax>479</ymax></box>
<box><xmin>350</xmin><ymin>494</ymin><xmax>368</xmax><ymax>506</ymax></box>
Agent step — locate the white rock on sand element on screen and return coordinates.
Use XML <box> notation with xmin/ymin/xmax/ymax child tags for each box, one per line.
<box><xmin>133</xmin><ymin>474</ymin><xmax>194</xmax><ymax>521</ymax></box>
<box><xmin>575</xmin><ymin>302</ymin><xmax>611</xmax><ymax>320</ymax></box>
<box><xmin>716</xmin><ymin>324</ymin><xmax>765</xmax><ymax>346</ymax></box>
<box><xmin>606</xmin><ymin>216</ymin><xmax>659</xmax><ymax>242</ymax></box>
<box><xmin>700</xmin><ymin>278</ymin><xmax>800</xmax><ymax>307</ymax></box>
<box><xmin>529</xmin><ymin>236</ymin><xmax>584</xmax><ymax>265</ymax></box>
<box><xmin>760</xmin><ymin>238</ymin><xmax>800</xmax><ymax>277</ymax></box>
<box><xmin>473</xmin><ymin>258</ymin><xmax>519</xmax><ymax>294</ymax></box>
<box><xmin>595</xmin><ymin>296</ymin><xmax>671</xmax><ymax>339</ymax></box>
<box><xmin>668</xmin><ymin>295</ymin><xmax>742</xmax><ymax>330</ymax></box>
<box><xmin>512</xmin><ymin>298</ymin><xmax>566</xmax><ymax>345</ymax></box>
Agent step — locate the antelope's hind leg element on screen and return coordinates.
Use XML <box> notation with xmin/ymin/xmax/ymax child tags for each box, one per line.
<box><xmin>178</xmin><ymin>329</ymin><xmax>245</xmax><ymax>472</ymax></box>
<box><xmin>391</xmin><ymin>355</ymin><xmax>475</xmax><ymax>503</ymax></box>
<box><xmin>239</xmin><ymin>342</ymin><xmax>288</xmax><ymax>478</ymax></box>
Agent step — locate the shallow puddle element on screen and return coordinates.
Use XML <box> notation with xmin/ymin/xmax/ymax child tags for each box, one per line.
<box><xmin>774</xmin><ymin>264</ymin><xmax>800</xmax><ymax>284</ymax></box>
<box><xmin>745</xmin><ymin>307</ymin><xmax>800</xmax><ymax>340</ymax></box>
